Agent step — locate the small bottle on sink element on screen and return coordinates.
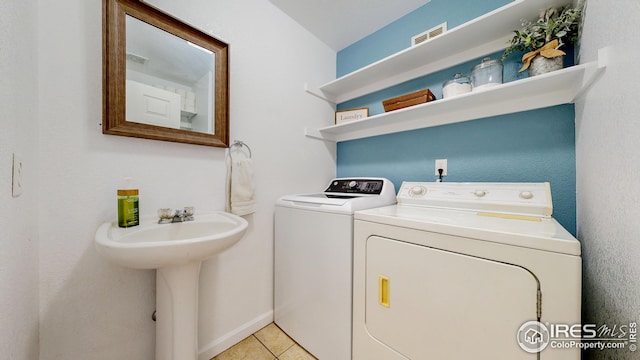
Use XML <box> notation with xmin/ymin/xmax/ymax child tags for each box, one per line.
<box><xmin>117</xmin><ymin>177</ymin><xmax>139</xmax><ymax>228</ymax></box>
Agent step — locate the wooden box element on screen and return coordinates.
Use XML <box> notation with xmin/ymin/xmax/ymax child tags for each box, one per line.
<box><xmin>382</xmin><ymin>89</ymin><xmax>436</xmax><ymax>112</ymax></box>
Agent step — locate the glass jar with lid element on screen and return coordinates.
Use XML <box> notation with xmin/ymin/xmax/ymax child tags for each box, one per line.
<box><xmin>471</xmin><ymin>57</ymin><xmax>503</xmax><ymax>91</ymax></box>
<box><xmin>442</xmin><ymin>73</ymin><xmax>472</xmax><ymax>99</ymax></box>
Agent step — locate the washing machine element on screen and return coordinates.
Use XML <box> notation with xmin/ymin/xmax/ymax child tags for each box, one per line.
<box><xmin>353</xmin><ymin>182</ymin><xmax>581</xmax><ymax>360</ymax></box>
<box><xmin>275</xmin><ymin>178</ymin><xmax>396</xmax><ymax>360</ymax></box>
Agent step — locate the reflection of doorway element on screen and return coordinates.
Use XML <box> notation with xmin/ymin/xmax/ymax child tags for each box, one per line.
<box><xmin>125</xmin><ymin>80</ymin><xmax>181</xmax><ymax>129</ymax></box>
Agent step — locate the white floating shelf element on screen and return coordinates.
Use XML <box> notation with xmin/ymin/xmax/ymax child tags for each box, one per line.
<box><xmin>306</xmin><ymin>0</ymin><xmax>572</xmax><ymax>104</ymax></box>
<box><xmin>305</xmin><ymin>61</ymin><xmax>605</xmax><ymax>143</ymax></box>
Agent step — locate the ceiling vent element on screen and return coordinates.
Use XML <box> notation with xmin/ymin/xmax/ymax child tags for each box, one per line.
<box><xmin>411</xmin><ymin>22</ymin><xmax>447</xmax><ymax>46</ymax></box>
<box><xmin>125</xmin><ymin>53</ymin><xmax>148</xmax><ymax>65</ymax></box>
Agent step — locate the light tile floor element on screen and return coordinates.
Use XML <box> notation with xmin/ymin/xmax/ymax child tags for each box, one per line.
<box><xmin>212</xmin><ymin>323</ymin><xmax>317</xmax><ymax>360</ymax></box>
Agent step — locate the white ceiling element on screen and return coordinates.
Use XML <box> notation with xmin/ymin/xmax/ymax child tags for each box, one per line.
<box><xmin>126</xmin><ymin>15</ymin><xmax>214</xmax><ymax>86</ymax></box>
<box><xmin>269</xmin><ymin>0</ymin><xmax>431</xmax><ymax>51</ymax></box>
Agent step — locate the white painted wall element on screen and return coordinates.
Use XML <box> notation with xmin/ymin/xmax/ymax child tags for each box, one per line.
<box><xmin>575</xmin><ymin>1</ymin><xmax>640</xmax><ymax>359</ymax></box>
<box><xmin>0</xmin><ymin>0</ymin><xmax>40</xmax><ymax>359</ymax></box>
<box><xmin>36</xmin><ymin>0</ymin><xmax>336</xmax><ymax>359</ymax></box>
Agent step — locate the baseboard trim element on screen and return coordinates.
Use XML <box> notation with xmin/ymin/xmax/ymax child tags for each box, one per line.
<box><xmin>198</xmin><ymin>310</ymin><xmax>274</xmax><ymax>360</ymax></box>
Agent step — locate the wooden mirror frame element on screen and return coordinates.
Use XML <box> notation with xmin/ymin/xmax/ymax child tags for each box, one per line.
<box><xmin>103</xmin><ymin>0</ymin><xmax>229</xmax><ymax>147</ymax></box>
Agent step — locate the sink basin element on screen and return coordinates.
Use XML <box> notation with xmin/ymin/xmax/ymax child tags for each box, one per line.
<box><xmin>95</xmin><ymin>211</ymin><xmax>248</xmax><ymax>360</ymax></box>
<box><xmin>95</xmin><ymin>211</ymin><xmax>248</xmax><ymax>269</ymax></box>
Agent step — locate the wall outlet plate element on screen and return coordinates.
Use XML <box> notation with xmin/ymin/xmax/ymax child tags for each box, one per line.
<box><xmin>435</xmin><ymin>159</ymin><xmax>447</xmax><ymax>176</ymax></box>
<box><xmin>12</xmin><ymin>153</ymin><xmax>23</xmax><ymax>197</ymax></box>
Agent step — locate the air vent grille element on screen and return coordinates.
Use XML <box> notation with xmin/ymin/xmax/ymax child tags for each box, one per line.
<box><xmin>411</xmin><ymin>22</ymin><xmax>447</xmax><ymax>46</ymax></box>
<box><xmin>125</xmin><ymin>53</ymin><xmax>148</xmax><ymax>65</ymax></box>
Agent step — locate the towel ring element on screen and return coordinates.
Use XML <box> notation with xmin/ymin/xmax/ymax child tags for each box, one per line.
<box><xmin>230</xmin><ymin>140</ymin><xmax>252</xmax><ymax>158</ymax></box>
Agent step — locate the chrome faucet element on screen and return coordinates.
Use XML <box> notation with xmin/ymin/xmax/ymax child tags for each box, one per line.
<box><xmin>172</xmin><ymin>210</ymin><xmax>188</xmax><ymax>223</ymax></box>
<box><xmin>158</xmin><ymin>207</ymin><xmax>195</xmax><ymax>224</ymax></box>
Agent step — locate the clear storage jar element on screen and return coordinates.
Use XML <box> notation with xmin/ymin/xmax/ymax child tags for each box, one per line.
<box><xmin>442</xmin><ymin>73</ymin><xmax>472</xmax><ymax>99</ymax></box>
<box><xmin>471</xmin><ymin>57</ymin><xmax>503</xmax><ymax>91</ymax></box>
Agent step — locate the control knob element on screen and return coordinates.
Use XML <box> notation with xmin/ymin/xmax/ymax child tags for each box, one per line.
<box><xmin>519</xmin><ymin>191</ymin><xmax>534</xmax><ymax>200</ymax></box>
<box><xmin>409</xmin><ymin>185</ymin><xmax>426</xmax><ymax>197</ymax></box>
<box><xmin>473</xmin><ymin>190</ymin><xmax>486</xmax><ymax>198</ymax></box>
<box><xmin>348</xmin><ymin>181</ymin><xmax>358</xmax><ymax>189</ymax></box>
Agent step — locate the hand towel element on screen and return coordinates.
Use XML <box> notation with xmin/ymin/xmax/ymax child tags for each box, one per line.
<box><xmin>226</xmin><ymin>156</ymin><xmax>256</xmax><ymax>216</ymax></box>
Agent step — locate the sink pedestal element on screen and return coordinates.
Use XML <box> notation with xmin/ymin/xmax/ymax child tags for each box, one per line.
<box><xmin>94</xmin><ymin>211</ymin><xmax>249</xmax><ymax>360</ymax></box>
<box><xmin>156</xmin><ymin>262</ymin><xmax>202</xmax><ymax>360</ymax></box>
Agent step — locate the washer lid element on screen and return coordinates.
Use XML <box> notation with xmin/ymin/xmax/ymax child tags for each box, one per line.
<box><xmin>279</xmin><ymin>193</ymin><xmax>358</xmax><ymax>206</ymax></box>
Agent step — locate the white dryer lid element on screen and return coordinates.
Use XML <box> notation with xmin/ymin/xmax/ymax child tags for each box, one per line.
<box><xmin>356</xmin><ymin>205</ymin><xmax>580</xmax><ymax>255</ymax></box>
<box><xmin>355</xmin><ymin>182</ymin><xmax>579</xmax><ymax>256</ymax></box>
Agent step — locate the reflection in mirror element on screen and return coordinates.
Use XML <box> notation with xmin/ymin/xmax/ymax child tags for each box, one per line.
<box><xmin>103</xmin><ymin>0</ymin><xmax>229</xmax><ymax>147</ymax></box>
<box><xmin>125</xmin><ymin>15</ymin><xmax>215</xmax><ymax>133</ymax></box>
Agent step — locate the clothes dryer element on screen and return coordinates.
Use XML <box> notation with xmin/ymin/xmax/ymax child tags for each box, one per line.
<box><xmin>353</xmin><ymin>182</ymin><xmax>581</xmax><ymax>360</ymax></box>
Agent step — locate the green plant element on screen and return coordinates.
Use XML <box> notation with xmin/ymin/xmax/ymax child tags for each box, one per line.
<box><xmin>502</xmin><ymin>5</ymin><xmax>582</xmax><ymax>65</ymax></box>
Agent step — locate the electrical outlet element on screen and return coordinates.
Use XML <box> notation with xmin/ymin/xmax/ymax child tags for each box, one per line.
<box><xmin>12</xmin><ymin>153</ymin><xmax>23</xmax><ymax>197</ymax></box>
<box><xmin>435</xmin><ymin>159</ymin><xmax>448</xmax><ymax>176</ymax></box>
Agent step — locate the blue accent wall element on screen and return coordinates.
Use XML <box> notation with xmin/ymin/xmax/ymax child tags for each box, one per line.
<box><xmin>335</xmin><ymin>0</ymin><xmax>577</xmax><ymax>234</ymax></box>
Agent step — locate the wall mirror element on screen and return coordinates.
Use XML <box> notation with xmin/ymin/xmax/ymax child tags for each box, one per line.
<box><xmin>103</xmin><ymin>0</ymin><xmax>229</xmax><ymax>147</ymax></box>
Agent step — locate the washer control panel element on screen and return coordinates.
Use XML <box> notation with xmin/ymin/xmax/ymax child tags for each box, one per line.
<box><xmin>325</xmin><ymin>179</ymin><xmax>384</xmax><ymax>194</ymax></box>
<box><xmin>397</xmin><ymin>182</ymin><xmax>553</xmax><ymax>217</ymax></box>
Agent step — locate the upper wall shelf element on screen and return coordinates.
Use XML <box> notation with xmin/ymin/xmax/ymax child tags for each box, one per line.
<box><xmin>306</xmin><ymin>0</ymin><xmax>573</xmax><ymax>104</ymax></box>
<box><xmin>305</xmin><ymin>60</ymin><xmax>606</xmax><ymax>143</ymax></box>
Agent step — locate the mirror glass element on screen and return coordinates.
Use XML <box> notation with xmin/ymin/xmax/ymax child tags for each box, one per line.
<box><xmin>103</xmin><ymin>0</ymin><xmax>229</xmax><ymax>147</ymax></box>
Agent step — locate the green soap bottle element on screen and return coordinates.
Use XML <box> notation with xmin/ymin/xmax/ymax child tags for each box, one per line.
<box><xmin>117</xmin><ymin>178</ymin><xmax>139</xmax><ymax>228</ymax></box>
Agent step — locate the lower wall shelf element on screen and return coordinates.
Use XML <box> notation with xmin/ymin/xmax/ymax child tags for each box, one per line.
<box><xmin>305</xmin><ymin>58</ymin><xmax>606</xmax><ymax>143</ymax></box>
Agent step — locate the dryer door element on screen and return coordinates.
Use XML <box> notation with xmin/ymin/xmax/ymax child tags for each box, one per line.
<box><xmin>365</xmin><ymin>235</ymin><xmax>538</xmax><ymax>359</ymax></box>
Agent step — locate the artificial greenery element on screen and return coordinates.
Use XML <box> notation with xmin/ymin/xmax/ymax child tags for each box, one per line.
<box><xmin>502</xmin><ymin>6</ymin><xmax>582</xmax><ymax>62</ymax></box>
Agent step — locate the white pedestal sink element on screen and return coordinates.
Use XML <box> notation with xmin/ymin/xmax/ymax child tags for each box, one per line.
<box><xmin>95</xmin><ymin>211</ymin><xmax>248</xmax><ymax>360</ymax></box>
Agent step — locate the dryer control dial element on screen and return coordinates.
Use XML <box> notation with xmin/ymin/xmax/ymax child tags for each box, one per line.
<box><xmin>473</xmin><ymin>190</ymin><xmax>487</xmax><ymax>198</ymax></box>
<box><xmin>348</xmin><ymin>181</ymin><xmax>358</xmax><ymax>189</ymax></box>
<box><xmin>519</xmin><ymin>191</ymin><xmax>534</xmax><ymax>200</ymax></box>
<box><xmin>409</xmin><ymin>185</ymin><xmax>427</xmax><ymax>197</ymax></box>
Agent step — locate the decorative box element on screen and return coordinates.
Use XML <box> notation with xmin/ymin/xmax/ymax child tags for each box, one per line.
<box><xmin>382</xmin><ymin>89</ymin><xmax>436</xmax><ymax>112</ymax></box>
